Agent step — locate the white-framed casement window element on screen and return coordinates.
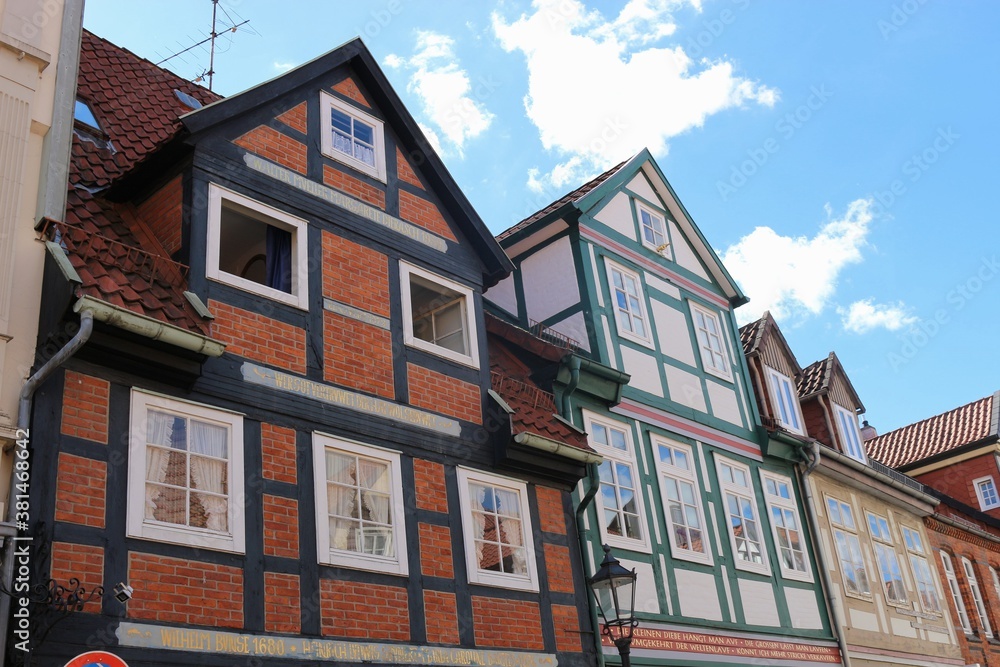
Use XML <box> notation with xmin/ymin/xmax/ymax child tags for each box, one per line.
<box><xmin>691</xmin><ymin>304</ymin><xmax>731</xmax><ymax>381</ymax></box>
<box><xmin>400</xmin><ymin>262</ymin><xmax>479</xmax><ymax>368</ymax></box>
<box><xmin>901</xmin><ymin>525</ymin><xmax>941</xmax><ymax>614</ymax></box>
<box><xmin>826</xmin><ymin>496</ymin><xmax>871</xmax><ymax>598</ymax></box>
<box><xmin>760</xmin><ymin>471</ymin><xmax>812</xmax><ymax>582</ymax></box>
<box><xmin>866</xmin><ymin>511</ymin><xmax>907</xmax><ymax>606</ymax></box>
<box><xmin>320</xmin><ymin>91</ymin><xmax>386</xmax><ymax>182</ymax></box>
<box><xmin>962</xmin><ymin>557</ymin><xmax>993</xmax><ymax>637</ymax></box>
<box><xmin>206</xmin><ymin>183</ymin><xmax>309</xmax><ymax>310</ymax></box>
<box><xmin>126</xmin><ymin>389</ymin><xmax>245</xmax><ymax>553</ymax></box>
<box><xmin>583</xmin><ymin>410</ymin><xmax>649</xmax><ymax>552</ymax></box>
<box><xmin>764</xmin><ymin>367</ymin><xmax>804</xmax><ymax>435</ymax></box>
<box><xmin>833</xmin><ymin>403</ymin><xmax>866</xmax><ymax>463</ymax></box>
<box><xmin>941</xmin><ymin>552</ymin><xmax>972</xmax><ymax>633</ymax></box>
<box><xmin>636</xmin><ymin>202</ymin><xmax>670</xmax><ymax>257</ymax></box>
<box><xmin>653</xmin><ymin>437</ymin><xmax>711</xmax><ymax>565</ymax></box>
<box><xmin>974</xmin><ymin>476</ymin><xmax>1000</xmax><ymax>510</ymax></box>
<box><xmin>312</xmin><ymin>434</ymin><xmax>408</xmax><ymax>575</ymax></box>
<box><xmin>990</xmin><ymin>566</ymin><xmax>1000</xmax><ymax>618</ymax></box>
<box><xmin>604</xmin><ymin>259</ymin><xmax>652</xmax><ymax>346</ymax></box>
<box><xmin>716</xmin><ymin>456</ymin><xmax>768</xmax><ymax>574</ymax></box>
<box><xmin>456</xmin><ymin>467</ymin><xmax>539</xmax><ymax>591</ymax></box>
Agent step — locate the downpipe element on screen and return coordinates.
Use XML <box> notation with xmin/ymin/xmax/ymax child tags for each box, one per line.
<box><xmin>576</xmin><ymin>462</ymin><xmax>605</xmax><ymax>667</ymax></box>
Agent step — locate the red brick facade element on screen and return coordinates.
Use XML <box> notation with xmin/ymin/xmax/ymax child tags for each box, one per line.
<box><xmin>543</xmin><ymin>543</ymin><xmax>575</xmax><ymax>594</ymax></box>
<box><xmin>322</xmin><ymin>231</ymin><xmax>390</xmax><ymax>317</ymax></box>
<box><xmin>397</xmin><ymin>147</ymin><xmax>423</xmax><ymax>189</ymax></box>
<box><xmin>424</xmin><ymin>590</ymin><xmax>460</xmax><ymax>645</ymax></box>
<box><xmin>50</xmin><ymin>542</ymin><xmax>104</xmax><ymax>612</ymax></box>
<box><xmin>550</xmin><ymin>604</ymin><xmax>583</xmax><ymax>653</ymax></box>
<box><xmin>536</xmin><ymin>486</ymin><xmax>567</xmax><ymax>534</ymax></box>
<box><xmin>263</xmin><ymin>494</ymin><xmax>299</xmax><ymax>559</ymax></box>
<box><xmin>261</xmin><ymin>422</ymin><xmax>297</xmax><ymax>484</ymax></box>
<box><xmin>323</xmin><ymin>164</ymin><xmax>386</xmax><ymax>209</ymax></box>
<box><xmin>276</xmin><ymin>102</ymin><xmax>307</xmax><ymax>134</ymax></box>
<box><xmin>323</xmin><ymin>311</ymin><xmax>394</xmax><ymax>398</ymax></box>
<box><xmin>320</xmin><ymin>579</ymin><xmax>409</xmax><ymax>640</ymax></box>
<box><xmin>399</xmin><ymin>190</ymin><xmax>457</xmax><ymax>241</ymax></box>
<box><xmin>127</xmin><ymin>552</ymin><xmax>244</xmax><ymax>628</ymax></box>
<box><xmin>472</xmin><ymin>597</ymin><xmax>543</xmax><ymax>649</ymax></box>
<box><xmin>801</xmin><ymin>399</ymin><xmax>833</xmax><ymax>448</ymax></box>
<box><xmin>136</xmin><ymin>174</ymin><xmax>183</xmax><ymax>254</ymax></box>
<box><xmin>265</xmin><ymin>572</ymin><xmax>301</xmax><ymax>633</ymax></box>
<box><xmin>54</xmin><ymin>453</ymin><xmax>106</xmax><ymax>528</ymax></box>
<box><xmin>234</xmin><ymin>125</ymin><xmax>308</xmax><ymax>175</ymax></box>
<box><xmin>61</xmin><ymin>370</ymin><xmax>109</xmax><ymax>443</ymax></box>
<box><xmin>332</xmin><ymin>77</ymin><xmax>370</xmax><ymax>108</ymax></box>
<box><xmin>209</xmin><ymin>299</ymin><xmax>307</xmax><ymax>375</ymax></box>
<box><xmin>917</xmin><ymin>455</ymin><xmax>1000</xmax><ymax>520</ymax></box>
<box><xmin>414</xmin><ymin>459</ymin><xmax>448</xmax><ymax>512</ymax></box>
<box><xmin>419</xmin><ymin>522</ymin><xmax>454</xmax><ymax>579</ymax></box>
<box><xmin>407</xmin><ymin>363</ymin><xmax>482</xmax><ymax>424</ymax></box>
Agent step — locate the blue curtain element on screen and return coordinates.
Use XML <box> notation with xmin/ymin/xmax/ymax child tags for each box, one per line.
<box><xmin>265</xmin><ymin>226</ymin><xmax>292</xmax><ymax>293</ymax></box>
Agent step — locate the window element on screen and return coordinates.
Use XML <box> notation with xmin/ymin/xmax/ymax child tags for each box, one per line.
<box><xmin>126</xmin><ymin>390</ymin><xmax>245</xmax><ymax>553</ymax></box>
<box><xmin>764</xmin><ymin>367</ymin><xmax>804</xmax><ymax>435</ymax></box>
<box><xmin>691</xmin><ymin>305</ymin><xmax>731</xmax><ymax>380</ymax></box>
<box><xmin>584</xmin><ymin>411</ymin><xmax>648</xmax><ymax>552</ymax></box>
<box><xmin>989</xmin><ymin>567</ymin><xmax>1000</xmax><ymax>623</ymax></box>
<box><xmin>941</xmin><ymin>553</ymin><xmax>972</xmax><ymax>633</ymax></box>
<box><xmin>320</xmin><ymin>92</ymin><xmax>386</xmax><ymax>182</ymax></box>
<box><xmin>74</xmin><ymin>98</ymin><xmax>102</xmax><ymax>131</ymax></box>
<box><xmin>400</xmin><ymin>262</ymin><xmax>478</xmax><ymax>368</ymax></box>
<box><xmin>866</xmin><ymin>512</ymin><xmax>907</xmax><ymax>605</ymax></box>
<box><xmin>716</xmin><ymin>456</ymin><xmax>768</xmax><ymax>574</ymax></box>
<box><xmin>826</xmin><ymin>496</ymin><xmax>870</xmax><ymax>597</ymax></box>
<box><xmin>833</xmin><ymin>403</ymin><xmax>866</xmax><ymax>463</ymax></box>
<box><xmin>457</xmin><ymin>468</ymin><xmax>538</xmax><ymax>591</ymax></box>
<box><xmin>761</xmin><ymin>472</ymin><xmax>811</xmax><ymax>581</ymax></box>
<box><xmin>206</xmin><ymin>184</ymin><xmax>309</xmax><ymax>309</ymax></box>
<box><xmin>312</xmin><ymin>434</ymin><xmax>408</xmax><ymax>575</ymax></box>
<box><xmin>963</xmin><ymin>557</ymin><xmax>993</xmax><ymax>636</ymax></box>
<box><xmin>605</xmin><ymin>260</ymin><xmax>651</xmax><ymax>345</ymax></box>
<box><xmin>974</xmin><ymin>477</ymin><xmax>1000</xmax><ymax>510</ymax></box>
<box><xmin>901</xmin><ymin>526</ymin><xmax>941</xmax><ymax>613</ymax></box>
<box><xmin>654</xmin><ymin>438</ymin><xmax>710</xmax><ymax>564</ymax></box>
<box><xmin>636</xmin><ymin>203</ymin><xmax>669</xmax><ymax>255</ymax></box>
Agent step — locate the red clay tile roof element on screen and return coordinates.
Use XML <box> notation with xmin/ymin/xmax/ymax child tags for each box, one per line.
<box><xmin>495</xmin><ymin>160</ymin><xmax>627</xmax><ymax>242</ymax></box>
<box><xmin>739</xmin><ymin>316</ymin><xmax>765</xmax><ymax>356</ymax></box>
<box><xmin>866</xmin><ymin>394</ymin><xmax>997</xmax><ymax>469</ymax></box>
<box><xmin>797</xmin><ymin>357</ymin><xmax>829</xmax><ymax>398</ymax></box>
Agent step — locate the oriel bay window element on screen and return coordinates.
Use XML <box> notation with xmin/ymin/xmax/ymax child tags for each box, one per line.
<box><xmin>312</xmin><ymin>434</ymin><xmax>408</xmax><ymax>575</ymax></box>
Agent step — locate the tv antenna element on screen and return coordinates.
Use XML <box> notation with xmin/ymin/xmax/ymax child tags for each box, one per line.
<box><xmin>155</xmin><ymin>0</ymin><xmax>252</xmax><ymax>91</ymax></box>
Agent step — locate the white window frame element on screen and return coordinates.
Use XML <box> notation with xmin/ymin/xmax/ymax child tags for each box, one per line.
<box><xmin>206</xmin><ymin>183</ymin><xmax>309</xmax><ymax>310</ymax></box>
<box><xmin>941</xmin><ymin>552</ymin><xmax>972</xmax><ymax>633</ymax></box>
<box><xmin>901</xmin><ymin>525</ymin><xmax>941</xmax><ymax>614</ymax></box>
<box><xmin>716</xmin><ymin>455</ymin><xmax>769</xmax><ymax>575</ymax></box>
<box><xmin>826</xmin><ymin>495</ymin><xmax>871</xmax><ymax>599</ymax></box>
<box><xmin>974</xmin><ymin>476</ymin><xmax>1000</xmax><ymax>510</ymax></box>
<box><xmin>400</xmin><ymin>261</ymin><xmax>479</xmax><ymax>368</ymax></box>
<box><xmin>989</xmin><ymin>566</ymin><xmax>1000</xmax><ymax>626</ymax></box>
<box><xmin>126</xmin><ymin>389</ymin><xmax>245</xmax><ymax>554</ymax></box>
<box><xmin>583</xmin><ymin>410</ymin><xmax>650</xmax><ymax>553</ymax></box>
<box><xmin>690</xmin><ymin>304</ymin><xmax>732</xmax><ymax>381</ymax></box>
<box><xmin>763</xmin><ymin>366</ymin><xmax>805</xmax><ymax>435</ymax></box>
<box><xmin>865</xmin><ymin>511</ymin><xmax>908</xmax><ymax>606</ymax></box>
<box><xmin>312</xmin><ymin>433</ymin><xmax>408</xmax><ymax>576</ymax></box>
<box><xmin>760</xmin><ymin>471</ymin><xmax>812</xmax><ymax>582</ymax></box>
<box><xmin>320</xmin><ymin>92</ymin><xmax>386</xmax><ymax>182</ymax></box>
<box><xmin>833</xmin><ymin>403</ymin><xmax>866</xmax><ymax>464</ymax></box>
<box><xmin>962</xmin><ymin>557</ymin><xmax>993</xmax><ymax>637</ymax></box>
<box><xmin>653</xmin><ymin>436</ymin><xmax>711</xmax><ymax>565</ymax></box>
<box><xmin>456</xmin><ymin>467</ymin><xmax>539</xmax><ymax>592</ymax></box>
<box><xmin>635</xmin><ymin>202</ymin><xmax>671</xmax><ymax>257</ymax></box>
<box><xmin>604</xmin><ymin>258</ymin><xmax>653</xmax><ymax>347</ymax></box>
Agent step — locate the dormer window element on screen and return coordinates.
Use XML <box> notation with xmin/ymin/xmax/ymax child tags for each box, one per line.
<box><xmin>834</xmin><ymin>403</ymin><xmax>866</xmax><ymax>463</ymax></box>
<box><xmin>74</xmin><ymin>99</ymin><xmax>102</xmax><ymax>132</ymax></box>
<box><xmin>764</xmin><ymin>367</ymin><xmax>804</xmax><ymax>435</ymax></box>
<box><xmin>320</xmin><ymin>92</ymin><xmax>386</xmax><ymax>182</ymax></box>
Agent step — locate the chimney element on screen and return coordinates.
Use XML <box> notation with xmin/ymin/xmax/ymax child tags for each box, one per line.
<box><xmin>860</xmin><ymin>419</ymin><xmax>878</xmax><ymax>442</ymax></box>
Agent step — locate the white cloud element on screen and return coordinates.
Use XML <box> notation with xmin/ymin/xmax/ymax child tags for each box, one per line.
<box><xmin>492</xmin><ymin>0</ymin><xmax>776</xmax><ymax>192</ymax></box>
<box><xmin>384</xmin><ymin>31</ymin><xmax>494</xmax><ymax>156</ymax></box>
<box><xmin>839</xmin><ymin>299</ymin><xmax>916</xmax><ymax>334</ymax></box>
<box><xmin>722</xmin><ymin>198</ymin><xmax>875</xmax><ymax>324</ymax></box>
<box><xmin>272</xmin><ymin>61</ymin><xmax>296</xmax><ymax>73</ymax></box>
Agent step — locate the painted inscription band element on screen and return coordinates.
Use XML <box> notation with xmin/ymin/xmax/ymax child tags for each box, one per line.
<box><xmin>243</xmin><ymin>153</ymin><xmax>448</xmax><ymax>252</ymax></box>
<box><xmin>117</xmin><ymin>622</ymin><xmax>556</xmax><ymax>667</ymax></box>
<box><xmin>242</xmin><ymin>362</ymin><xmax>461</xmax><ymax>436</ymax></box>
<box><xmin>324</xmin><ymin>297</ymin><xmax>390</xmax><ymax>330</ymax></box>
<box><xmin>602</xmin><ymin>626</ymin><xmax>841</xmax><ymax>664</ymax></box>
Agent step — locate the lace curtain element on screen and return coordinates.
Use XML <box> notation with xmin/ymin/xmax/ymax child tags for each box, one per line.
<box><xmin>144</xmin><ymin>411</ymin><xmax>174</xmax><ymax>521</ymax></box>
<box><xmin>189</xmin><ymin>421</ymin><xmax>228</xmax><ymax>532</ymax></box>
<box><xmin>326</xmin><ymin>451</ymin><xmax>357</xmax><ymax>550</ymax></box>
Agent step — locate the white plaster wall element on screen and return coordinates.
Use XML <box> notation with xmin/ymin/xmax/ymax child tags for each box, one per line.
<box><xmin>650</xmin><ymin>300</ymin><xmax>695</xmax><ymax>367</ymax></box>
<box><xmin>707</xmin><ymin>381</ymin><xmax>743</xmax><ymax>427</ymax></box>
<box><xmin>619</xmin><ymin>558</ymin><xmax>659</xmax><ymax>615</ymax></box>
<box><xmin>676</xmin><ymin>569</ymin><xmax>722</xmax><ymax>621</ymax></box>
<box><xmin>645</xmin><ymin>273</ymin><xmax>680</xmax><ymax>300</ymax></box>
<box><xmin>483</xmin><ymin>274</ymin><xmax>518</xmax><ymax>316</ymax></box>
<box><xmin>849</xmin><ymin>608</ymin><xmax>881</xmax><ymax>632</ymax></box>
<box><xmin>669</xmin><ymin>220</ymin><xmax>710</xmax><ymax>280</ymax></box>
<box><xmin>664</xmin><ymin>364</ymin><xmax>706</xmax><ymax>412</ymax></box>
<box><xmin>739</xmin><ymin>579</ymin><xmax>780</xmax><ymax>626</ymax></box>
<box><xmin>621</xmin><ymin>346</ymin><xmax>662</xmax><ymax>397</ymax></box>
<box><xmin>927</xmin><ymin>630</ymin><xmax>951</xmax><ymax>644</ymax></box>
<box><xmin>785</xmin><ymin>588</ymin><xmax>824</xmax><ymax>630</ymax></box>
<box><xmin>890</xmin><ymin>617</ymin><xmax>917</xmax><ymax>638</ymax></box>
<box><xmin>593</xmin><ymin>192</ymin><xmax>636</xmax><ymax>241</ymax></box>
<box><xmin>627</xmin><ymin>174</ymin><xmax>659</xmax><ymax>205</ymax></box>
<box><xmin>548</xmin><ymin>311</ymin><xmax>591</xmax><ymax>352</ymax></box>
<box><xmin>521</xmin><ymin>235</ymin><xmax>580</xmax><ymax>322</ymax></box>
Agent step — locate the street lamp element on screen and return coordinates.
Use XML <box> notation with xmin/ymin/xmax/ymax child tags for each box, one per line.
<box><xmin>588</xmin><ymin>544</ymin><xmax>638</xmax><ymax>667</ymax></box>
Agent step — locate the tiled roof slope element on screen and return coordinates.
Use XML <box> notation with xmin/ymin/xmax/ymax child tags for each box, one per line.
<box><xmin>797</xmin><ymin>357</ymin><xmax>829</xmax><ymax>398</ymax></box>
<box><xmin>866</xmin><ymin>394</ymin><xmax>997</xmax><ymax>469</ymax></box>
<box><xmin>496</xmin><ymin>160</ymin><xmax>627</xmax><ymax>242</ymax></box>
<box><xmin>73</xmin><ymin>30</ymin><xmax>221</xmax><ymax>189</ymax></box>
<box><xmin>739</xmin><ymin>316</ymin><xmax>765</xmax><ymax>356</ymax></box>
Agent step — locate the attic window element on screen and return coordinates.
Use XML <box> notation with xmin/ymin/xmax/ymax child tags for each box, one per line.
<box><xmin>320</xmin><ymin>92</ymin><xmax>386</xmax><ymax>182</ymax></box>
<box><xmin>175</xmin><ymin>89</ymin><xmax>203</xmax><ymax>110</ymax></box>
<box><xmin>74</xmin><ymin>99</ymin><xmax>101</xmax><ymax>131</ymax></box>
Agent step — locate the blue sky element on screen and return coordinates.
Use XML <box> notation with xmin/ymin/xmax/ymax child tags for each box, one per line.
<box><xmin>85</xmin><ymin>1</ymin><xmax>999</xmax><ymax>434</ymax></box>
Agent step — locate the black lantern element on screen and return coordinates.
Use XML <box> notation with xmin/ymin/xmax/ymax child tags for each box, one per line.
<box><xmin>588</xmin><ymin>544</ymin><xmax>638</xmax><ymax>667</ymax></box>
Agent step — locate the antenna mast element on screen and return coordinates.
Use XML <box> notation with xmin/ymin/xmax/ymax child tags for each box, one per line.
<box><xmin>208</xmin><ymin>0</ymin><xmax>218</xmax><ymax>91</ymax></box>
<box><xmin>155</xmin><ymin>0</ymin><xmax>251</xmax><ymax>90</ymax></box>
